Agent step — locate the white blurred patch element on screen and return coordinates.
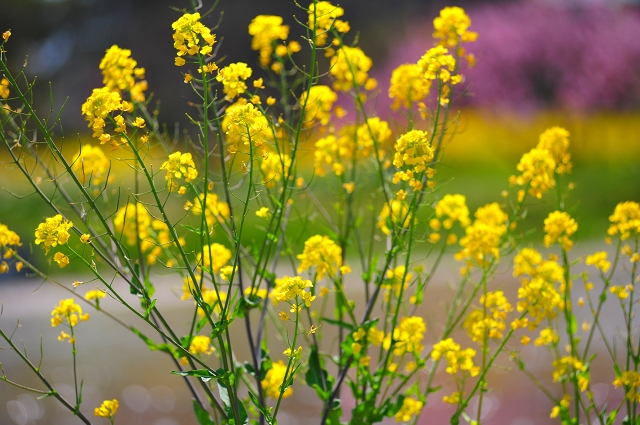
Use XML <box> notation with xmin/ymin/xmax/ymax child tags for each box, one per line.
<box><xmin>149</xmin><ymin>385</ymin><xmax>176</xmax><ymax>413</ymax></box>
<box><xmin>7</xmin><ymin>400</ymin><xmax>28</xmax><ymax>425</ymax></box>
<box><xmin>123</xmin><ymin>384</ymin><xmax>150</xmax><ymax>413</ymax></box>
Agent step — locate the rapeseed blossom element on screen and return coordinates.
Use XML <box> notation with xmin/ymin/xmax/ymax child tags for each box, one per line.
<box><xmin>608</xmin><ymin>201</ymin><xmax>640</xmax><ymax>241</ymax></box>
<box><xmin>94</xmin><ymin>399</ymin><xmax>119</xmax><ymax>419</ymax></box>
<box><xmin>99</xmin><ymin>45</ymin><xmax>147</xmax><ymax>101</ymax></box>
<box><xmin>172</xmin><ymin>12</ymin><xmax>216</xmax><ymax>65</ymax></box>
<box><xmin>113</xmin><ymin>203</ymin><xmax>151</xmax><ymax>246</ymax></box>
<box><xmin>0</xmin><ymin>223</ymin><xmax>21</xmax><ymax>249</ymax></box>
<box><xmin>262</xmin><ymin>360</ymin><xmax>293</xmax><ymax>398</ymax></box>
<box><xmin>585</xmin><ymin>251</ymin><xmax>611</xmax><ymax>273</ymax></box>
<box><xmin>329</xmin><ymin>46</ymin><xmax>375</xmax><ymax>92</ymax></box>
<box><xmin>613</xmin><ymin>371</ymin><xmax>640</xmax><ymax>403</ymax></box>
<box><xmin>389</xmin><ymin>64</ymin><xmax>430</xmax><ymax>110</ymax></box>
<box><xmin>72</xmin><ymin>144</ymin><xmax>111</xmax><ymax>186</ymax></box>
<box><xmin>191</xmin><ymin>193</ymin><xmax>231</xmax><ymax>228</ymax></box>
<box><xmin>160</xmin><ymin>151</ymin><xmax>199</xmax><ymax>190</ymax></box>
<box><xmin>543</xmin><ymin>211</ymin><xmax>578</xmax><ymax>250</ymax></box>
<box><xmin>297</xmin><ymin>235</ymin><xmax>342</xmax><ymax>279</ymax></box>
<box><xmin>51</xmin><ymin>298</ymin><xmax>89</xmax><ymax>328</ymax></box>
<box><xmin>300</xmin><ymin>85</ymin><xmax>337</xmax><ymax>127</ymax></box>
<box><xmin>260</xmin><ymin>152</ymin><xmax>291</xmax><ymax>188</ymax></box>
<box><xmin>383</xmin><ymin>316</ymin><xmax>426</xmax><ymax>356</ymax></box>
<box><xmin>433</xmin><ymin>6</ymin><xmax>478</xmax><ymax>47</ymax></box>
<box><xmin>308</xmin><ymin>1</ymin><xmax>350</xmax><ymax>46</ymax></box>
<box><xmin>464</xmin><ymin>290</ymin><xmax>512</xmax><ymax>343</ymax></box>
<box><xmin>34</xmin><ymin>214</ymin><xmax>73</xmax><ymax>254</ymax></box>
<box><xmin>81</xmin><ymin>87</ymin><xmax>123</xmax><ymax>142</ymax></box>
<box><xmin>377</xmin><ymin>200</ymin><xmax>412</xmax><ymax>236</ymax></box>
<box><xmin>431</xmin><ymin>338</ymin><xmax>479</xmax><ymax>377</ymax></box>
<box><xmin>537</xmin><ymin>127</ymin><xmax>572</xmax><ymax>174</ymax></box>
<box><xmin>216</xmin><ymin>63</ymin><xmax>253</xmax><ymax>100</ymax></box>
<box><xmin>0</xmin><ymin>78</ymin><xmax>10</xmax><ymax>99</ymax></box>
<box><xmin>394</xmin><ymin>397</ymin><xmax>423</xmax><ymax>423</ymax></box>
<box><xmin>511</xmin><ymin>148</ymin><xmax>556</xmax><ymax>199</ymax></box>
<box><xmin>248</xmin><ymin>15</ymin><xmax>289</xmax><ymax>66</ymax></box>
<box><xmin>222</xmin><ymin>101</ymin><xmax>270</xmax><ymax>149</ymax></box>
<box><xmin>197</xmin><ymin>243</ymin><xmax>232</xmax><ymax>273</ymax></box>
<box><xmin>456</xmin><ymin>203</ymin><xmax>508</xmax><ymax>267</ymax></box>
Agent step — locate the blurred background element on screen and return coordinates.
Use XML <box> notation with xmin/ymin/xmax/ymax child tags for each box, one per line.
<box><xmin>1</xmin><ymin>0</ymin><xmax>640</xmax><ymax>423</ymax></box>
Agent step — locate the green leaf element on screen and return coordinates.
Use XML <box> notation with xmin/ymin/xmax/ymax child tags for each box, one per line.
<box><xmin>180</xmin><ymin>224</ymin><xmax>204</xmax><ymax>236</ymax></box>
<box><xmin>248</xmin><ymin>391</ymin><xmax>273</xmax><ymax>424</ymax></box>
<box><xmin>211</xmin><ymin>317</ymin><xmax>235</xmax><ymax>340</ymax></box>
<box><xmin>326</xmin><ymin>399</ymin><xmax>342</xmax><ymax>425</ymax></box>
<box><xmin>217</xmin><ymin>378</ymin><xmax>248</xmax><ymax>425</ymax></box>
<box><xmin>321</xmin><ymin>317</ymin><xmax>355</xmax><ymax>332</ymax></box>
<box><xmin>192</xmin><ymin>399</ymin><xmax>214</xmax><ymax>425</ymax></box>
<box><xmin>567</xmin><ymin>313</ymin><xmax>578</xmax><ymax>335</ymax></box>
<box><xmin>606</xmin><ymin>409</ymin><xmax>617</xmax><ymax>425</ymax></box>
<box><xmin>37</xmin><ymin>390</ymin><xmax>57</xmax><ymax>400</ymax></box>
<box><xmin>143</xmin><ymin>299</ymin><xmax>157</xmax><ymax>320</ymax></box>
<box><xmin>305</xmin><ymin>345</ymin><xmax>333</xmax><ymax>400</ymax></box>
<box><xmin>131</xmin><ymin>327</ymin><xmax>179</xmax><ymax>357</ymax></box>
<box><xmin>172</xmin><ymin>369</ymin><xmax>220</xmax><ymax>383</ymax></box>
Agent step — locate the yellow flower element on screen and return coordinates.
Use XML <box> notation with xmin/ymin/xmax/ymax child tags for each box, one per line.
<box><xmin>613</xmin><ymin>371</ymin><xmax>640</xmax><ymax>403</ymax></box>
<box><xmin>0</xmin><ymin>78</ymin><xmax>10</xmax><ymax>99</ymax></box>
<box><xmin>113</xmin><ymin>203</ymin><xmax>151</xmax><ymax>246</ymax></box>
<box><xmin>308</xmin><ymin>1</ymin><xmax>349</xmax><ymax>46</ymax></box>
<box><xmin>394</xmin><ymin>397</ymin><xmax>423</xmax><ymax>422</ymax></box>
<box><xmin>99</xmin><ymin>45</ymin><xmax>147</xmax><ymax>101</ymax></box>
<box><xmin>393</xmin><ymin>130</ymin><xmax>434</xmax><ymax>173</ymax></box>
<box><xmin>610</xmin><ymin>285</ymin><xmax>630</xmax><ymax>300</ymax></box>
<box><xmin>330</xmin><ymin>46</ymin><xmax>373</xmax><ymax>92</ymax></box>
<box><xmin>81</xmin><ymin>87</ymin><xmax>123</xmax><ymax>140</ymax></box>
<box><xmin>300</xmin><ymin>85</ymin><xmax>337</xmax><ymax>127</ymax></box>
<box><xmin>51</xmin><ymin>298</ymin><xmax>85</xmax><ymax>328</ymax></box>
<box><xmin>71</xmin><ymin>145</ymin><xmax>111</xmax><ymax>186</ymax></box>
<box><xmin>543</xmin><ymin>211</ymin><xmax>578</xmax><ymax>250</ymax></box>
<box><xmin>389</xmin><ymin>63</ymin><xmax>430</xmax><ymax>110</ymax></box>
<box><xmin>383</xmin><ymin>316</ymin><xmax>426</xmax><ymax>356</ymax></box>
<box><xmin>433</xmin><ymin>7</ymin><xmax>478</xmax><ymax>47</ymax></box>
<box><xmin>80</xmin><ymin>234</ymin><xmax>91</xmax><ymax>244</ymax></box>
<box><xmin>85</xmin><ymin>289</ymin><xmax>106</xmax><ymax>301</ymax></box>
<box><xmin>160</xmin><ymin>151</ymin><xmax>199</xmax><ymax>190</ymax></box>
<box><xmin>435</xmin><ymin>194</ymin><xmax>471</xmax><ymax>229</ymax></box>
<box><xmin>297</xmin><ymin>235</ymin><xmax>342</xmax><ymax>280</ymax></box>
<box><xmin>248</xmin><ymin>15</ymin><xmax>289</xmax><ymax>66</ymax></box>
<box><xmin>262</xmin><ymin>360</ymin><xmax>293</xmax><ymax>398</ymax></box>
<box><xmin>256</xmin><ymin>207</ymin><xmax>270</xmax><ymax>218</ymax></box>
<box><xmin>510</xmin><ymin>148</ymin><xmax>556</xmax><ymax>199</ymax></box>
<box><xmin>552</xmin><ymin>356</ymin><xmax>586</xmax><ymax>383</ymax></box>
<box><xmin>261</xmin><ymin>152</ymin><xmax>291</xmax><ymax>188</ymax></box>
<box><xmin>607</xmin><ymin>201</ymin><xmax>640</xmax><ymax>241</ymax></box>
<box><xmin>377</xmin><ymin>200</ymin><xmax>412</xmax><ymax>236</ymax></box>
<box><xmin>273</xmin><ymin>275</ymin><xmax>314</xmax><ymax>306</ymax></box>
<box><xmin>222</xmin><ymin>101</ymin><xmax>270</xmax><ymax>149</ymax></box>
<box><xmin>189</xmin><ymin>335</ymin><xmax>215</xmax><ymax>355</ymax></box>
<box><xmin>443</xmin><ymin>392</ymin><xmax>462</xmax><ymax>405</ymax></box>
<box><xmin>2</xmin><ymin>30</ymin><xmax>11</xmax><ymax>42</ymax></box>
<box><xmin>216</xmin><ymin>62</ymin><xmax>253</xmax><ymax>100</ymax></box>
<box><xmin>191</xmin><ymin>193</ymin><xmax>231</xmax><ymax>229</ymax></box>
<box><xmin>34</xmin><ymin>215</ymin><xmax>73</xmax><ymax>254</ymax></box>
<box><xmin>431</xmin><ymin>338</ymin><xmax>479</xmax><ymax>377</ymax></box>
<box><xmin>585</xmin><ymin>251</ymin><xmax>611</xmax><ymax>273</ymax></box>
<box><xmin>197</xmin><ymin>243</ymin><xmax>232</xmax><ymax>273</ymax></box>
<box><xmin>0</xmin><ymin>223</ymin><xmax>21</xmax><ymax>250</ymax></box>
<box><xmin>464</xmin><ymin>290</ymin><xmax>512</xmax><ymax>343</ymax></box>
<box><xmin>172</xmin><ymin>12</ymin><xmax>216</xmax><ymax>62</ymax></box>
<box><xmin>537</xmin><ymin>127</ymin><xmax>572</xmax><ymax>174</ymax></box>
<box><xmin>94</xmin><ymin>399</ymin><xmax>119</xmax><ymax>418</ymax></box>
<box><xmin>53</xmin><ymin>252</ymin><xmax>70</xmax><ymax>268</ymax></box>
<box><xmin>534</xmin><ymin>327</ymin><xmax>559</xmax><ymax>346</ymax></box>
<box><xmin>455</xmin><ymin>203</ymin><xmax>507</xmax><ymax>267</ymax></box>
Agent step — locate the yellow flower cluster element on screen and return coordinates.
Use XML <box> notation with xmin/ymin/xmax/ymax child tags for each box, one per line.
<box><xmin>433</xmin><ymin>6</ymin><xmax>478</xmax><ymax>47</ymax></box>
<box><xmin>393</xmin><ymin>130</ymin><xmax>434</xmax><ymax>173</ymax></box>
<box><xmin>552</xmin><ymin>356</ymin><xmax>588</xmax><ymax>391</ymax></box>
<box><xmin>608</xmin><ymin>201</ymin><xmax>640</xmax><ymax>241</ymax></box>
<box><xmin>216</xmin><ymin>62</ymin><xmax>253</xmax><ymax>100</ymax></box>
<box><xmin>585</xmin><ymin>251</ymin><xmax>611</xmax><ymax>273</ymax></box>
<box><xmin>99</xmin><ymin>45</ymin><xmax>147</xmax><ymax>101</ymax></box>
<box><xmin>51</xmin><ymin>298</ymin><xmax>89</xmax><ymax>328</ymax></box>
<box><xmin>382</xmin><ymin>265</ymin><xmax>413</xmax><ymax>299</ymax></box>
<box><xmin>262</xmin><ymin>360</ymin><xmax>293</xmax><ymax>398</ymax></box>
<box><xmin>308</xmin><ymin>1</ymin><xmax>350</xmax><ymax>46</ymax></box>
<box><xmin>272</xmin><ymin>275</ymin><xmax>315</xmax><ymax>308</ymax></box>
<box><xmin>85</xmin><ymin>289</ymin><xmax>106</xmax><ymax>301</ymax></box>
<box><xmin>513</xmin><ymin>248</ymin><xmax>564</xmax><ymax>328</ymax></box>
<box><xmin>113</xmin><ymin>203</ymin><xmax>151</xmax><ymax>246</ymax></box>
<box><xmin>388</xmin><ymin>64</ymin><xmax>430</xmax><ymax>110</ymax></box>
<box><xmin>191</xmin><ymin>192</ymin><xmax>231</xmax><ymax>229</ymax></box>
<box><xmin>394</xmin><ymin>397</ymin><xmax>423</xmax><ymax>423</ymax></box>
<box><xmin>329</xmin><ymin>46</ymin><xmax>375</xmax><ymax>92</ymax></box>
<box><xmin>72</xmin><ymin>144</ymin><xmax>111</xmax><ymax>186</ymax></box>
<box><xmin>301</xmin><ymin>85</ymin><xmax>338</xmax><ymax>127</ymax></box>
<box><xmin>172</xmin><ymin>12</ymin><xmax>216</xmax><ymax>66</ymax></box>
<box><xmin>35</xmin><ymin>214</ymin><xmax>73</xmax><ymax>254</ymax></box>
<box><xmin>433</xmin><ymin>194</ymin><xmax>471</xmax><ymax>233</ymax></box>
<box><xmin>510</xmin><ymin>127</ymin><xmax>572</xmax><ymax>199</ymax></box>
<box><xmin>377</xmin><ymin>200</ymin><xmax>412</xmax><ymax>236</ymax></box>
<box><xmin>189</xmin><ymin>335</ymin><xmax>215</xmax><ymax>356</ymax></box>
<box><xmin>455</xmin><ymin>203</ymin><xmax>508</xmax><ymax>267</ymax></box>
<box><xmin>0</xmin><ymin>78</ymin><xmax>10</xmax><ymax>99</ymax></box>
<box><xmin>81</xmin><ymin>87</ymin><xmax>123</xmax><ymax>142</ymax></box>
<box><xmin>383</xmin><ymin>316</ymin><xmax>426</xmax><ymax>356</ymax></box>
<box><xmin>543</xmin><ymin>211</ymin><xmax>578</xmax><ymax>250</ymax></box>
<box><xmin>198</xmin><ymin>243</ymin><xmax>232</xmax><ymax>273</ymax></box>
<box><xmin>160</xmin><ymin>151</ymin><xmax>199</xmax><ymax>191</ymax></box>
<box><xmin>297</xmin><ymin>235</ymin><xmax>342</xmax><ymax>279</ymax></box>
<box><xmin>464</xmin><ymin>290</ymin><xmax>513</xmax><ymax>343</ymax></box>
<box><xmin>537</xmin><ymin>127</ymin><xmax>572</xmax><ymax>174</ymax></box>
<box><xmin>431</xmin><ymin>338</ymin><xmax>479</xmax><ymax>376</ymax></box>
<box><xmin>313</xmin><ymin>118</ymin><xmax>391</xmax><ymax>176</ymax></box>
<box><xmin>534</xmin><ymin>327</ymin><xmax>559</xmax><ymax>347</ymax></box>
<box><xmin>613</xmin><ymin>371</ymin><xmax>640</xmax><ymax>403</ymax></box>
<box><xmin>417</xmin><ymin>46</ymin><xmax>461</xmax><ymax>106</ymax></box>
<box><xmin>94</xmin><ymin>399</ymin><xmax>119</xmax><ymax>419</ymax></box>
<box><xmin>0</xmin><ymin>223</ymin><xmax>21</xmax><ymax>249</ymax></box>
<box><xmin>222</xmin><ymin>101</ymin><xmax>270</xmax><ymax>150</ymax></box>
<box><xmin>248</xmin><ymin>15</ymin><xmax>289</xmax><ymax>66</ymax></box>
<box><xmin>261</xmin><ymin>152</ymin><xmax>291</xmax><ymax>188</ymax></box>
